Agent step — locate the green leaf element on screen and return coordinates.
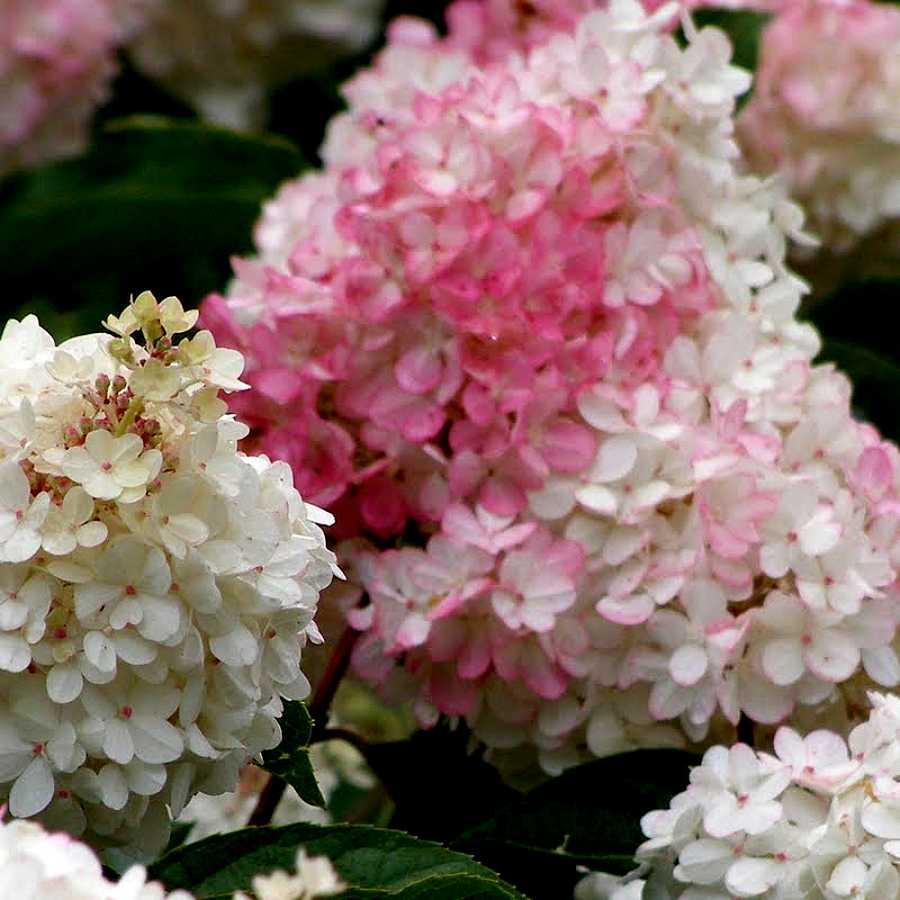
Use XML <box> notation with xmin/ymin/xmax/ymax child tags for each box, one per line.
<box><xmin>149</xmin><ymin>823</ymin><xmax>527</xmax><ymax>899</ymax></box>
<box><xmin>362</xmin><ymin>722</ymin><xmax>519</xmax><ymax>843</ymax></box>
<box><xmin>692</xmin><ymin>9</ymin><xmax>770</xmax><ymax>75</ymax></box>
<box><xmin>455</xmin><ymin>749</ymin><xmax>698</xmax><ymax>900</ymax></box>
<box><xmin>0</xmin><ymin>116</ymin><xmax>303</xmax><ymax>341</ymax></box>
<box><xmin>260</xmin><ymin>701</ymin><xmax>325</xmax><ymax>808</ymax></box>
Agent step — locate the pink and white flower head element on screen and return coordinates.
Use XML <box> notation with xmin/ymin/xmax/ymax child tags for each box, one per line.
<box><xmin>203</xmin><ymin>0</ymin><xmax>900</xmax><ymax>775</ymax></box>
<box><xmin>127</xmin><ymin>0</ymin><xmax>384</xmax><ymax>130</ymax></box>
<box><xmin>738</xmin><ymin>0</ymin><xmax>900</xmax><ymax>250</ymax></box>
<box><xmin>605</xmin><ymin>692</ymin><xmax>900</xmax><ymax>899</ymax></box>
<box><xmin>0</xmin><ymin>294</ymin><xmax>339</xmax><ymax>849</ymax></box>
<box><xmin>0</xmin><ymin>813</ymin><xmax>343</xmax><ymax>899</ymax></box>
<box><xmin>0</xmin><ymin>0</ymin><xmax>149</xmax><ymax>176</ymax></box>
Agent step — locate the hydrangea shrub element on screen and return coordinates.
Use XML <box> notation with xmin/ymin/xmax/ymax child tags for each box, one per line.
<box><xmin>3</xmin><ymin>0</ymin><xmax>900</xmax><ymax>896</ymax></box>
<box><xmin>0</xmin><ymin>293</ymin><xmax>339</xmax><ymax>849</ymax></box>
<box><xmin>587</xmin><ymin>692</ymin><xmax>900</xmax><ymax>899</ymax></box>
<box><xmin>203</xmin><ymin>0</ymin><xmax>900</xmax><ymax>777</ymax></box>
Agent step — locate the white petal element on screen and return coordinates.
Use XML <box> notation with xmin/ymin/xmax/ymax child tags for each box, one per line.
<box><xmin>806</xmin><ymin>630</ymin><xmax>860</xmax><ymax>682</ymax></box>
<box><xmin>0</xmin><ymin>633</ymin><xmax>31</xmax><ymax>672</ymax></box>
<box><xmin>84</xmin><ymin>631</ymin><xmax>117</xmax><ymax>672</ymax></box>
<box><xmin>210</xmin><ymin>623</ymin><xmax>258</xmax><ymax>666</ymax></box>
<box><xmin>575</xmin><ymin>484</ymin><xmax>617</xmax><ymax>515</ymax></box>
<box><xmin>98</xmin><ymin>763</ymin><xmax>129</xmax><ymax>810</ymax></box>
<box><xmin>104</xmin><ymin>719</ymin><xmax>135</xmax><ymax>764</ymax></box>
<box><xmin>726</xmin><ymin>857</ymin><xmax>780</xmax><ymax>896</ymax></box>
<box><xmin>669</xmin><ymin>644</ymin><xmax>708</xmax><ymax>687</ymax></box>
<box><xmin>47</xmin><ymin>663</ymin><xmax>84</xmax><ymax>703</ymax></box>
<box><xmin>593</xmin><ymin>436</ymin><xmax>637</xmax><ymax>483</ymax></box>
<box><xmin>676</xmin><ymin>838</ymin><xmax>733</xmax><ymax>883</ymax></box>
<box><xmin>9</xmin><ymin>755</ymin><xmax>54</xmax><ymax>817</ymax></box>
<box><xmin>827</xmin><ymin>856</ymin><xmax>867</xmax><ymax>896</ymax></box>
<box><xmin>862</xmin><ymin>802</ymin><xmax>900</xmax><ymax>840</ymax></box>
<box><xmin>129</xmin><ymin>716</ymin><xmax>184</xmax><ymax>764</ymax></box>
<box><xmin>761</xmin><ymin>637</ymin><xmax>805</xmax><ymax>686</ymax></box>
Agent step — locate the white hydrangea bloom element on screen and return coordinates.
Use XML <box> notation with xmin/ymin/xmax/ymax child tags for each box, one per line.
<box><xmin>0</xmin><ymin>814</ymin><xmax>343</xmax><ymax>899</ymax></box>
<box><xmin>596</xmin><ymin>691</ymin><xmax>900</xmax><ymax>898</ymax></box>
<box><xmin>0</xmin><ymin>293</ymin><xmax>340</xmax><ymax>850</ymax></box>
<box><xmin>127</xmin><ymin>0</ymin><xmax>385</xmax><ymax>130</ymax></box>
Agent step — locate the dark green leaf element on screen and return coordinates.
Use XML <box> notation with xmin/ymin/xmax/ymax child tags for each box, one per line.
<box><xmin>0</xmin><ymin>116</ymin><xmax>303</xmax><ymax>341</ymax></box>
<box><xmin>363</xmin><ymin>722</ymin><xmax>519</xmax><ymax>843</ymax></box>
<box><xmin>149</xmin><ymin>823</ymin><xmax>526</xmax><ymax>899</ymax></box>
<box><xmin>455</xmin><ymin>749</ymin><xmax>698</xmax><ymax>900</ymax></box>
<box><xmin>261</xmin><ymin>701</ymin><xmax>324</xmax><ymax>808</ymax></box>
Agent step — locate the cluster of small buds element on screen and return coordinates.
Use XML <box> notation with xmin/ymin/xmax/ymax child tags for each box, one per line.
<box><xmin>593</xmin><ymin>692</ymin><xmax>900</xmax><ymax>899</ymax></box>
<box><xmin>0</xmin><ymin>814</ymin><xmax>344</xmax><ymax>900</ymax></box>
<box><xmin>737</xmin><ymin>0</ymin><xmax>900</xmax><ymax>250</ymax></box>
<box><xmin>0</xmin><ymin>0</ymin><xmax>150</xmax><ymax>175</ymax></box>
<box><xmin>0</xmin><ymin>292</ymin><xmax>339</xmax><ymax>850</ymax></box>
<box><xmin>202</xmin><ymin>0</ymin><xmax>900</xmax><ymax>776</ymax></box>
<box><xmin>127</xmin><ymin>0</ymin><xmax>385</xmax><ymax>130</ymax></box>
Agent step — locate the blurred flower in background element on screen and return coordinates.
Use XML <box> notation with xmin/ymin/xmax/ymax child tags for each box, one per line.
<box><xmin>0</xmin><ymin>0</ymin><xmax>148</xmax><ymax>175</ymax></box>
<box><xmin>737</xmin><ymin>0</ymin><xmax>900</xmax><ymax>252</ymax></box>
<box><xmin>127</xmin><ymin>0</ymin><xmax>385</xmax><ymax>130</ymax></box>
<box><xmin>0</xmin><ymin>0</ymin><xmax>386</xmax><ymax>177</ymax></box>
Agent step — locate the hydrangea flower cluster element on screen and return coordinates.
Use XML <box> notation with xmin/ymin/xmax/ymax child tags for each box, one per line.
<box><xmin>0</xmin><ymin>814</ymin><xmax>344</xmax><ymax>900</ymax></box>
<box><xmin>615</xmin><ymin>691</ymin><xmax>900</xmax><ymax>899</ymax></box>
<box><xmin>0</xmin><ymin>293</ymin><xmax>339</xmax><ymax>849</ymax></box>
<box><xmin>737</xmin><ymin>0</ymin><xmax>900</xmax><ymax>250</ymax></box>
<box><xmin>0</xmin><ymin>0</ymin><xmax>149</xmax><ymax>175</ymax></box>
<box><xmin>127</xmin><ymin>0</ymin><xmax>384</xmax><ymax>130</ymax></box>
<box><xmin>203</xmin><ymin>0</ymin><xmax>900</xmax><ymax>775</ymax></box>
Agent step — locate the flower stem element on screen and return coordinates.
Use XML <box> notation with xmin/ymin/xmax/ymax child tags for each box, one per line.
<box><xmin>310</xmin><ymin>626</ymin><xmax>360</xmax><ymax>738</ymax></box>
<box><xmin>247</xmin><ymin>626</ymin><xmax>360</xmax><ymax>827</ymax></box>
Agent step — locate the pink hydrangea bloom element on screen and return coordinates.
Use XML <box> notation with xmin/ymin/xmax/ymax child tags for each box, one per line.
<box><xmin>203</xmin><ymin>0</ymin><xmax>900</xmax><ymax>774</ymax></box>
<box><xmin>738</xmin><ymin>0</ymin><xmax>900</xmax><ymax>249</ymax></box>
<box><xmin>0</xmin><ymin>0</ymin><xmax>149</xmax><ymax>175</ymax></box>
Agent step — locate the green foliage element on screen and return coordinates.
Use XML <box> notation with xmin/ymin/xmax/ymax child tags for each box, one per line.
<box><xmin>149</xmin><ymin>823</ymin><xmax>526</xmax><ymax>899</ymax></box>
<box><xmin>260</xmin><ymin>701</ymin><xmax>325</xmax><ymax>808</ymax></box>
<box><xmin>0</xmin><ymin>116</ymin><xmax>303</xmax><ymax>340</ymax></box>
<box><xmin>455</xmin><ymin>750</ymin><xmax>698</xmax><ymax>900</ymax></box>
<box><xmin>361</xmin><ymin>722</ymin><xmax>519</xmax><ymax>843</ymax></box>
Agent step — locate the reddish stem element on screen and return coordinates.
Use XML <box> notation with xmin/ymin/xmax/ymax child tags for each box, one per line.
<box><xmin>247</xmin><ymin>626</ymin><xmax>361</xmax><ymax>827</ymax></box>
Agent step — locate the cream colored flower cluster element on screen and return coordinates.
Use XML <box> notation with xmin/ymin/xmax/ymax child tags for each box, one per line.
<box><xmin>0</xmin><ymin>815</ymin><xmax>344</xmax><ymax>900</ymax></box>
<box><xmin>0</xmin><ymin>292</ymin><xmax>339</xmax><ymax>850</ymax></box>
